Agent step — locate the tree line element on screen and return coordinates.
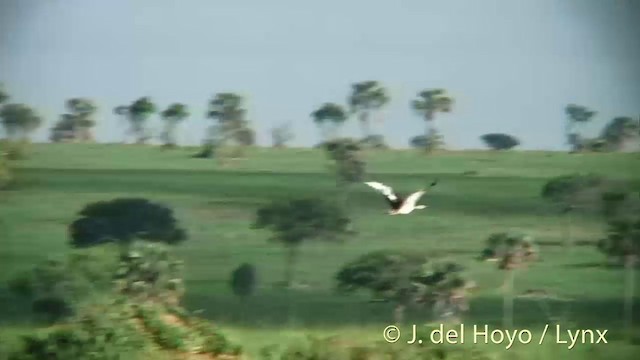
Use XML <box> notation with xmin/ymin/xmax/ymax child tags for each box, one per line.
<box><xmin>2</xmin><ymin>82</ymin><xmax>637</xmax><ymax>154</ymax></box>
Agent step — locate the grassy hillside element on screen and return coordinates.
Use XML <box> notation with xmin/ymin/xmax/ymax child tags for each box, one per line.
<box><xmin>1</xmin><ymin>143</ymin><xmax>639</xmax><ymax>358</ymax></box>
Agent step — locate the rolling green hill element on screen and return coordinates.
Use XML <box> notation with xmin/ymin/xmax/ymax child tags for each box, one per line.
<box><xmin>1</xmin><ymin>143</ymin><xmax>639</xmax><ymax>359</ymax></box>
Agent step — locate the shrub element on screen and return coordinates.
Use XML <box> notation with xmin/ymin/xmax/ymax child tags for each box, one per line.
<box><xmin>230</xmin><ymin>263</ymin><xmax>257</xmax><ymax>298</ymax></box>
<box><xmin>480</xmin><ymin>133</ymin><xmax>520</xmax><ymax>150</ymax></box>
<box><xmin>7</xmin><ymin>301</ymin><xmax>147</xmax><ymax>360</ymax></box>
<box><xmin>7</xmin><ymin>248</ymin><xmax>119</xmax><ymax>323</ymax></box>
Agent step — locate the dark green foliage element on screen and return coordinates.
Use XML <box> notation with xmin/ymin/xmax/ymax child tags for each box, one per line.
<box><xmin>160</xmin><ymin>103</ymin><xmax>189</xmax><ymax>147</ymax></box>
<box><xmin>411</xmin><ymin>89</ymin><xmax>453</xmax><ymax>152</ymax></box>
<box><xmin>0</xmin><ymin>82</ymin><xmax>9</xmax><ymax>105</ymax></box>
<box><xmin>481</xmin><ymin>133</ymin><xmax>520</xmax><ymax>150</ymax></box>
<box><xmin>254</xmin><ymin>197</ymin><xmax>351</xmax><ymax>285</ymax></box>
<box><xmin>192</xmin><ymin>140</ymin><xmax>217</xmax><ymax>158</ymax></box>
<box><xmin>409</xmin><ymin>130</ymin><xmax>444</xmax><ymax>151</ymax></box>
<box><xmin>335</xmin><ymin>250</ymin><xmax>427</xmax><ymax>302</ymax></box>
<box><xmin>598</xmin><ymin>216</ymin><xmax>640</xmax><ymax>263</ymax></box>
<box><xmin>336</xmin><ymin>251</ymin><xmax>472</xmax><ymax>322</ymax></box>
<box><xmin>123</xmin><ymin>97</ymin><xmax>157</xmax><ymax>144</ymax></box>
<box><xmin>207</xmin><ymin>93</ymin><xmax>254</xmax><ymax>147</ymax></box>
<box><xmin>50</xmin><ymin>98</ymin><xmax>97</xmax><ymax>143</ymax></box>
<box><xmin>480</xmin><ymin>232</ymin><xmax>538</xmax><ymax>268</ymax></box>
<box><xmin>7</xmin><ymin>249</ymin><xmax>119</xmax><ymax>323</ymax></box>
<box><xmin>359</xmin><ymin>134</ymin><xmax>388</xmax><ymax>149</ymax></box>
<box><xmin>69</xmin><ymin>198</ymin><xmax>187</xmax><ymax>248</ymax></box>
<box><xmin>409</xmin><ymin>135</ymin><xmax>428</xmax><ymax>148</ymax></box>
<box><xmin>7</xmin><ymin>301</ymin><xmax>147</xmax><ymax>360</ymax></box>
<box><xmin>0</xmin><ymin>103</ymin><xmax>42</xmax><ymax>140</ymax></box>
<box><xmin>348</xmin><ymin>81</ymin><xmax>389</xmax><ymax>138</ymax></box>
<box><xmin>565</xmin><ymin>104</ymin><xmax>596</xmax><ymax>152</ymax></box>
<box><xmin>541</xmin><ymin>173</ymin><xmax>604</xmax><ymax>207</ymax></box>
<box><xmin>323</xmin><ymin>138</ymin><xmax>366</xmax><ymax>184</ymax></box>
<box><xmin>311</xmin><ymin>103</ymin><xmax>347</xmax><ymax>140</ymax></box>
<box><xmin>254</xmin><ymin>198</ymin><xmax>351</xmax><ymax>246</ymax></box>
<box><xmin>230</xmin><ymin>263</ymin><xmax>257</xmax><ymax>298</ymax></box>
<box><xmin>600</xmin><ymin>116</ymin><xmax>639</xmax><ymax>151</ymax></box>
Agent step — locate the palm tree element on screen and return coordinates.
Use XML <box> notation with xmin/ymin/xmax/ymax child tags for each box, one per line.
<box><xmin>481</xmin><ymin>233</ymin><xmax>538</xmax><ymax>328</ymax></box>
<box><xmin>160</xmin><ymin>103</ymin><xmax>189</xmax><ymax>147</ymax></box>
<box><xmin>347</xmin><ymin>81</ymin><xmax>389</xmax><ymax>139</ymax></box>
<box><xmin>128</xmin><ymin>97</ymin><xmax>157</xmax><ymax>144</ymax></box>
<box><xmin>311</xmin><ymin>103</ymin><xmax>347</xmax><ymax>142</ymax></box>
<box><xmin>113</xmin><ymin>105</ymin><xmax>130</xmax><ymax>142</ymax></box>
<box><xmin>565</xmin><ymin>104</ymin><xmax>596</xmax><ymax>152</ymax></box>
<box><xmin>411</xmin><ymin>89</ymin><xmax>453</xmax><ymax>152</ymax></box>
<box><xmin>65</xmin><ymin>98</ymin><xmax>97</xmax><ymax>141</ymax></box>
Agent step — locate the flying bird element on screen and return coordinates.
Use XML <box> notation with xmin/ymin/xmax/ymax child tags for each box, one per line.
<box><xmin>364</xmin><ymin>180</ymin><xmax>438</xmax><ymax>215</ymax></box>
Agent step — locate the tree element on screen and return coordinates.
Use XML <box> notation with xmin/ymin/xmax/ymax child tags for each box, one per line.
<box><xmin>597</xmin><ymin>210</ymin><xmax>640</xmax><ymax>337</ymax></box>
<box><xmin>541</xmin><ymin>174</ymin><xmax>605</xmax><ymax>248</ymax></box>
<box><xmin>323</xmin><ymin>138</ymin><xmax>366</xmax><ymax>212</ymax></box>
<box><xmin>347</xmin><ymin>81</ymin><xmax>389</xmax><ymax>139</ymax></box>
<box><xmin>565</xmin><ymin>104</ymin><xmax>596</xmax><ymax>152</ymax></box>
<box><xmin>481</xmin><ymin>133</ymin><xmax>520</xmax><ymax>150</ymax></box>
<box><xmin>69</xmin><ymin>198</ymin><xmax>187</xmax><ymax>248</ymax></box>
<box><xmin>253</xmin><ymin>198</ymin><xmax>350</xmax><ymax>287</ymax></box>
<box><xmin>206</xmin><ymin>93</ymin><xmax>255</xmax><ymax>160</ymax></box>
<box><xmin>128</xmin><ymin>97</ymin><xmax>157</xmax><ymax>144</ymax></box>
<box><xmin>160</xmin><ymin>103</ymin><xmax>189</xmax><ymax>147</ymax></box>
<box><xmin>271</xmin><ymin>122</ymin><xmax>294</xmax><ymax>148</ymax></box>
<box><xmin>311</xmin><ymin>103</ymin><xmax>347</xmax><ymax>141</ymax></box>
<box><xmin>336</xmin><ymin>251</ymin><xmax>473</xmax><ymax>324</ymax></box>
<box><xmin>480</xmin><ymin>233</ymin><xmax>538</xmax><ymax>328</ymax></box>
<box><xmin>600</xmin><ymin>116</ymin><xmax>639</xmax><ymax>152</ymax></box>
<box><xmin>50</xmin><ymin>98</ymin><xmax>98</xmax><ymax>143</ymax></box>
<box><xmin>411</xmin><ymin>89</ymin><xmax>453</xmax><ymax>152</ymax></box>
<box><xmin>113</xmin><ymin>105</ymin><xmax>130</xmax><ymax>142</ymax></box>
<box><xmin>0</xmin><ymin>103</ymin><xmax>42</xmax><ymax>140</ymax></box>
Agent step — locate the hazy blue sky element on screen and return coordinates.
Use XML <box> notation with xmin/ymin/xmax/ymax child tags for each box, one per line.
<box><xmin>1</xmin><ymin>0</ymin><xmax>639</xmax><ymax>149</ymax></box>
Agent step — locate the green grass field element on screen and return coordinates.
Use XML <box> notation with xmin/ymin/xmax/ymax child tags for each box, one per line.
<box><xmin>1</xmin><ymin>143</ymin><xmax>640</xmax><ymax>359</ymax></box>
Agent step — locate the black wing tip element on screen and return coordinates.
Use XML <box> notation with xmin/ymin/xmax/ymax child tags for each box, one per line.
<box><xmin>430</xmin><ymin>179</ymin><xmax>439</xmax><ymax>187</ymax></box>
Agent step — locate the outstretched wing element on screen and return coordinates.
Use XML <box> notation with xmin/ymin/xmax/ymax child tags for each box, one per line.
<box><xmin>402</xmin><ymin>180</ymin><xmax>438</xmax><ymax>208</ymax></box>
<box><xmin>364</xmin><ymin>181</ymin><xmax>399</xmax><ymax>202</ymax></box>
<box><xmin>403</xmin><ymin>190</ymin><xmax>426</xmax><ymax>208</ymax></box>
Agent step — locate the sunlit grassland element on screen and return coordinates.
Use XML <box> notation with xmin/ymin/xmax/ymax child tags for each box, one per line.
<box><xmin>1</xmin><ymin>143</ymin><xmax>639</xmax><ymax>358</ymax></box>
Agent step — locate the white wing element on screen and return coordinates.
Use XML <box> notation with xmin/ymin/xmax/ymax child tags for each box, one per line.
<box><xmin>364</xmin><ymin>181</ymin><xmax>398</xmax><ymax>201</ymax></box>
<box><xmin>403</xmin><ymin>190</ymin><xmax>426</xmax><ymax>208</ymax></box>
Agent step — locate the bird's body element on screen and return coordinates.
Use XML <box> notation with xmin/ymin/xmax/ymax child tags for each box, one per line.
<box><xmin>364</xmin><ymin>180</ymin><xmax>437</xmax><ymax>215</ymax></box>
